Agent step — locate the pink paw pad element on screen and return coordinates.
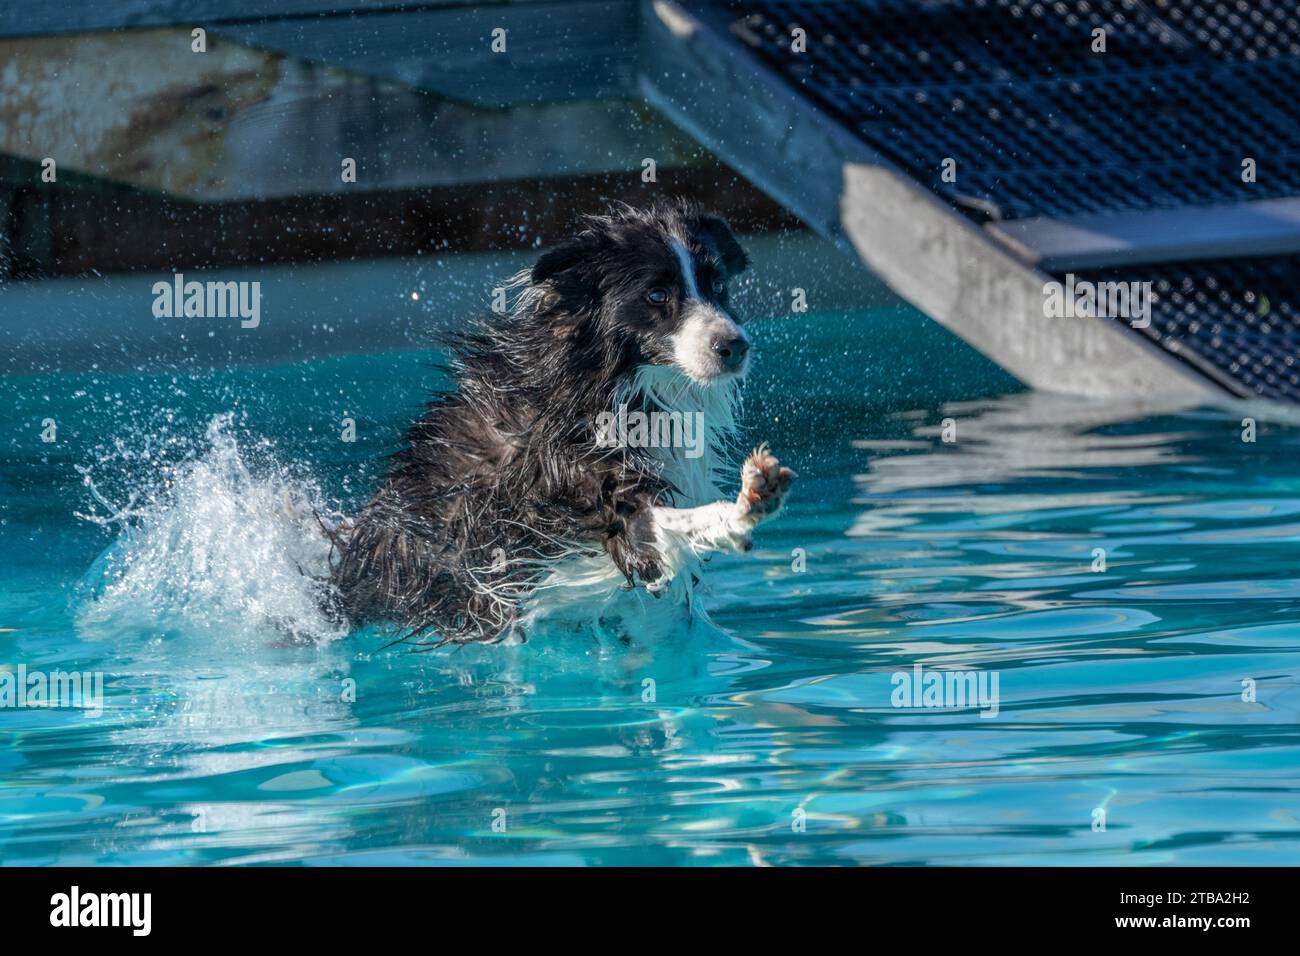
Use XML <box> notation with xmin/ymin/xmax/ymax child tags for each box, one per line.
<box><xmin>738</xmin><ymin>444</ymin><xmax>795</xmax><ymax>520</ymax></box>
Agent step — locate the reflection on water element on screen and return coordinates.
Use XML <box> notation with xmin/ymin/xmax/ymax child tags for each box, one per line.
<box><xmin>3</xmin><ymin>310</ymin><xmax>1300</xmax><ymax>865</ymax></box>
<box><xmin>855</xmin><ymin>391</ymin><xmax>1205</xmax><ymax>494</ymax></box>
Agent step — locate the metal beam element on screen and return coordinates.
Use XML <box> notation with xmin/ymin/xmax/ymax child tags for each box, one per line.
<box><xmin>218</xmin><ymin>1</ymin><xmax>637</xmax><ymax>106</ymax></box>
<box><xmin>987</xmin><ymin>197</ymin><xmax>1300</xmax><ymax>272</ymax></box>
<box><xmin>0</xmin><ymin>2</ymin><xmax>547</xmax><ymax>38</ymax></box>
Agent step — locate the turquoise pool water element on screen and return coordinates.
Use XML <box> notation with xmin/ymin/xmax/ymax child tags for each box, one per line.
<box><xmin>3</xmin><ymin>306</ymin><xmax>1300</xmax><ymax>866</ymax></box>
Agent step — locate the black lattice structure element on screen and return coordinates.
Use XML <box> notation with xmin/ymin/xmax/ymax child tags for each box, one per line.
<box><xmin>1080</xmin><ymin>255</ymin><xmax>1300</xmax><ymax>401</ymax></box>
<box><xmin>705</xmin><ymin>0</ymin><xmax>1300</xmax><ymax>221</ymax></box>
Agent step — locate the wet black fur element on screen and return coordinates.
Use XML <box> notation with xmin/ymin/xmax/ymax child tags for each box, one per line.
<box><xmin>328</xmin><ymin>199</ymin><xmax>749</xmax><ymax>645</ymax></box>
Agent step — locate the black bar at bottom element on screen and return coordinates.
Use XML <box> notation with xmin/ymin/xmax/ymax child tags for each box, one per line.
<box><xmin>0</xmin><ymin>866</ymin><xmax>1283</xmax><ymax>940</ymax></box>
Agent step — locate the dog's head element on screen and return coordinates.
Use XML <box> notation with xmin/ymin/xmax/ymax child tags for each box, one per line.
<box><xmin>528</xmin><ymin>200</ymin><xmax>751</xmax><ymax>384</ymax></box>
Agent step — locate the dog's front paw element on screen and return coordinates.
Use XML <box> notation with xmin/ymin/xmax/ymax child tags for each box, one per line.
<box><xmin>736</xmin><ymin>444</ymin><xmax>794</xmax><ymax>527</ymax></box>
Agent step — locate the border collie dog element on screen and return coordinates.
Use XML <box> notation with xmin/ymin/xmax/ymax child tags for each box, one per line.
<box><xmin>329</xmin><ymin>200</ymin><xmax>793</xmax><ymax>645</ymax></box>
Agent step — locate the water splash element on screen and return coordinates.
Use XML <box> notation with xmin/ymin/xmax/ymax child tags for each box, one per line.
<box><xmin>75</xmin><ymin>413</ymin><xmax>346</xmax><ymax>643</ymax></box>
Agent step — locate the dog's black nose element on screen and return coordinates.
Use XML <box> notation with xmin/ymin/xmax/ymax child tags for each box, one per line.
<box><xmin>712</xmin><ymin>335</ymin><xmax>749</xmax><ymax>369</ymax></box>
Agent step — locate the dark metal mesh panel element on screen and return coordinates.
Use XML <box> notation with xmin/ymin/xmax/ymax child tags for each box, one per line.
<box><xmin>1074</xmin><ymin>255</ymin><xmax>1300</xmax><ymax>401</ymax></box>
<box><xmin>703</xmin><ymin>0</ymin><xmax>1300</xmax><ymax>221</ymax></box>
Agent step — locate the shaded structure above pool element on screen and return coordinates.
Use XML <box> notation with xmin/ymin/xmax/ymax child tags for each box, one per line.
<box><xmin>2</xmin><ymin>0</ymin><xmax>1298</xmax><ymax>402</ymax></box>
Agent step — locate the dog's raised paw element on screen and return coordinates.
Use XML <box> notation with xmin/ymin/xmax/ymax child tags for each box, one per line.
<box><xmin>737</xmin><ymin>443</ymin><xmax>794</xmax><ymax>524</ymax></box>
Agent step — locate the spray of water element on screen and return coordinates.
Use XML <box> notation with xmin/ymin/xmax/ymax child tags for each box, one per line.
<box><xmin>75</xmin><ymin>414</ymin><xmax>347</xmax><ymax>643</ymax></box>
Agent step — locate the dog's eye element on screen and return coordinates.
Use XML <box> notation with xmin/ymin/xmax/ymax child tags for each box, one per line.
<box><xmin>646</xmin><ymin>288</ymin><xmax>670</xmax><ymax>306</ymax></box>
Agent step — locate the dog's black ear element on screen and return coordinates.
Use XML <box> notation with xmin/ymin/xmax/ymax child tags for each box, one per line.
<box><xmin>531</xmin><ymin>236</ymin><xmax>594</xmax><ymax>285</ymax></box>
<box><xmin>696</xmin><ymin>216</ymin><xmax>749</xmax><ymax>276</ymax></box>
<box><xmin>530</xmin><ymin>235</ymin><xmax>599</xmax><ymax>339</ymax></box>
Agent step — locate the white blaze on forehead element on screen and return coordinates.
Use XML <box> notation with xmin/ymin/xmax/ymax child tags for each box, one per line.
<box><xmin>670</xmin><ymin>238</ymin><xmax>700</xmax><ymax>300</ymax></box>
